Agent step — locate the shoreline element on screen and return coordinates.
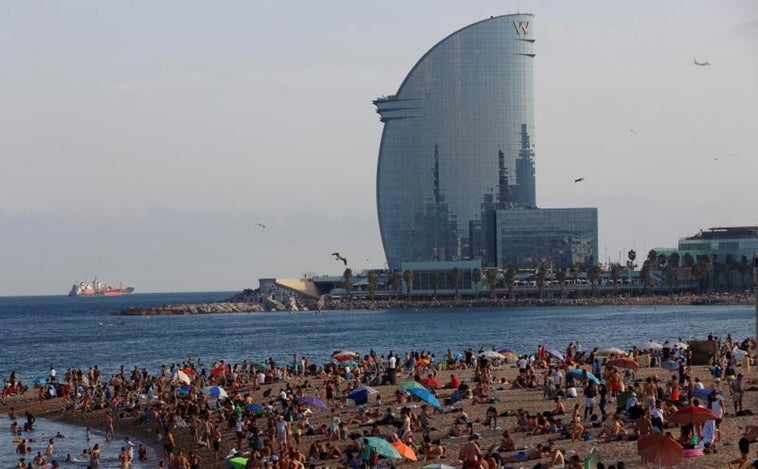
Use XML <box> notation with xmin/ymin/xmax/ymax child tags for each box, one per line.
<box><xmin>111</xmin><ymin>292</ymin><xmax>755</xmax><ymax>316</ymax></box>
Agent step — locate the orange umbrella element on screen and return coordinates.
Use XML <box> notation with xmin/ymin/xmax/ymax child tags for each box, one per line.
<box><xmin>391</xmin><ymin>440</ymin><xmax>417</xmax><ymax>461</ymax></box>
<box><xmin>606</xmin><ymin>357</ymin><xmax>639</xmax><ymax>370</ymax></box>
<box><xmin>668</xmin><ymin>406</ymin><xmax>718</xmax><ymax>426</ymax></box>
<box><xmin>182</xmin><ymin>368</ymin><xmax>198</xmax><ymax>378</ymax></box>
<box><xmin>637</xmin><ymin>434</ymin><xmax>683</xmax><ymax>466</ymax></box>
<box><xmin>421</xmin><ymin>377</ymin><xmax>442</xmax><ymax>388</ymax></box>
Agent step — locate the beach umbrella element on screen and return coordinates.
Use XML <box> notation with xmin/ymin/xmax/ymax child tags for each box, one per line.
<box><xmin>668</xmin><ymin>406</ymin><xmax>718</xmax><ymax>426</ymax></box>
<box><xmin>480</xmin><ymin>350</ymin><xmax>506</xmax><ymax>360</ymax></box>
<box><xmin>566</xmin><ymin>368</ymin><xmax>600</xmax><ymax>384</ymax></box>
<box><xmin>364</xmin><ymin>437</ymin><xmax>401</xmax><ymax>459</ymax></box>
<box><xmin>333</xmin><ymin>350</ymin><xmax>359</xmax><ymax>362</ymax></box>
<box><xmin>32</xmin><ymin>377</ymin><xmax>47</xmax><ymax>386</ymax></box>
<box><xmin>671</xmin><ymin>342</ymin><xmax>689</xmax><ymax>349</ymax></box>
<box><xmin>177</xmin><ymin>385</ymin><xmax>191</xmax><ymax>395</ymax></box>
<box><xmin>595</xmin><ymin>347</ymin><xmax>627</xmax><ymax>357</ymax></box>
<box><xmin>661</xmin><ymin>359</ymin><xmax>679</xmax><ymax>372</ymax></box>
<box><xmin>210</xmin><ymin>367</ymin><xmax>225</xmax><ymax>377</ymax></box>
<box><xmin>421</xmin><ymin>377</ymin><xmax>442</xmax><ymax>388</ymax></box>
<box><xmin>252</xmin><ymin>362</ymin><xmax>270</xmax><ymax>371</ymax></box>
<box><xmin>606</xmin><ymin>357</ymin><xmax>639</xmax><ymax>370</ymax></box>
<box><xmin>584</xmin><ymin>446</ymin><xmax>600</xmax><ymax>469</ymax></box>
<box><xmin>498</xmin><ymin>347</ymin><xmax>516</xmax><ymax>354</ymax></box>
<box><xmin>246</xmin><ymin>403</ymin><xmax>264</xmax><ymax>415</ymax></box>
<box><xmin>399</xmin><ymin>380</ymin><xmax>428</xmax><ymax>391</ymax></box>
<box><xmin>174</xmin><ymin>370</ymin><xmax>192</xmax><ymax>384</ymax></box>
<box><xmin>548</xmin><ymin>349</ymin><xmax>565</xmax><ymax>361</ymax></box>
<box><xmin>204</xmin><ymin>386</ymin><xmax>228</xmax><ymax>399</ymax></box>
<box><xmin>391</xmin><ymin>440</ymin><xmax>417</xmax><ymax>461</ymax></box>
<box><xmin>422</xmin><ymin>465</ymin><xmax>457</xmax><ymax>469</ymax></box>
<box><xmin>501</xmin><ymin>351</ymin><xmax>518</xmax><ymax>361</ymax></box>
<box><xmin>408</xmin><ymin>387</ymin><xmax>442</xmax><ymax>410</ymax></box>
<box><xmin>182</xmin><ymin>368</ymin><xmax>198</xmax><ymax>378</ymax></box>
<box><xmin>297</xmin><ymin>396</ymin><xmax>327</xmax><ymax>408</ymax></box>
<box><xmin>228</xmin><ymin>457</ymin><xmax>247</xmax><ymax>469</ymax></box>
<box><xmin>637</xmin><ymin>434</ymin><xmax>683</xmax><ymax>466</ymax></box>
<box><xmin>639</xmin><ymin>340</ymin><xmax>663</xmax><ymax>351</ymax></box>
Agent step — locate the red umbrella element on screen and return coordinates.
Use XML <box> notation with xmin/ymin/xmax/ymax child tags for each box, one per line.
<box><xmin>421</xmin><ymin>377</ymin><xmax>442</xmax><ymax>388</ymax></box>
<box><xmin>637</xmin><ymin>434</ymin><xmax>683</xmax><ymax>466</ymax></box>
<box><xmin>606</xmin><ymin>357</ymin><xmax>639</xmax><ymax>370</ymax></box>
<box><xmin>668</xmin><ymin>406</ymin><xmax>718</xmax><ymax>425</ymax></box>
<box><xmin>332</xmin><ymin>351</ymin><xmax>359</xmax><ymax>362</ymax></box>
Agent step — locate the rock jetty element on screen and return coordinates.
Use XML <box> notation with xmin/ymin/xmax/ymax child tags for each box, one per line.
<box><xmin>113</xmin><ymin>302</ymin><xmax>264</xmax><ymax>316</ymax></box>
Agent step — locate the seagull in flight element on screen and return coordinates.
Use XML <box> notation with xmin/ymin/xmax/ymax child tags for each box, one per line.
<box><xmin>693</xmin><ymin>58</ymin><xmax>711</xmax><ymax>66</ymax></box>
<box><xmin>331</xmin><ymin>252</ymin><xmax>347</xmax><ymax>265</ymax></box>
<box><xmin>254</xmin><ymin>223</ymin><xmax>266</xmax><ymax>229</ymax></box>
<box><xmin>574</xmin><ymin>177</ymin><xmax>585</xmax><ymax>183</ymax></box>
<box><xmin>629</xmin><ymin>128</ymin><xmax>636</xmax><ymax>135</ymax></box>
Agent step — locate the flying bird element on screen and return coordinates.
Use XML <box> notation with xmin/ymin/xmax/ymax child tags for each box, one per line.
<box><xmin>254</xmin><ymin>223</ymin><xmax>266</xmax><ymax>229</ymax></box>
<box><xmin>331</xmin><ymin>252</ymin><xmax>347</xmax><ymax>265</ymax></box>
<box><xmin>629</xmin><ymin>128</ymin><xmax>636</xmax><ymax>135</ymax></box>
<box><xmin>693</xmin><ymin>58</ymin><xmax>711</xmax><ymax>66</ymax></box>
<box><xmin>574</xmin><ymin>177</ymin><xmax>585</xmax><ymax>183</ymax></box>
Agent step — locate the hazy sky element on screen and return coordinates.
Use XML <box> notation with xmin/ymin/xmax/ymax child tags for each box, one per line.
<box><xmin>1</xmin><ymin>1</ymin><xmax>756</xmax><ymax>295</ymax></box>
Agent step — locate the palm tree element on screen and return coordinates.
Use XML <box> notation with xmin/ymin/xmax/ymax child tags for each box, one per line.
<box><xmin>535</xmin><ymin>267</ymin><xmax>546</xmax><ymax>299</ymax></box>
<box><xmin>647</xmin><ymin>250</ymin><xmax>658</xmax><ymax>268</ymax></box>
<box><xmin>556</xmin><ymin>268</ymin><xmax>567</xmax><ymax>298</ymax></box>
<box><xmin>667</xmin><ymin>252</ymin><xmax>680</xmax><ymax>289</ymax></box>
<box><xmin>390</xmin><ymin>272</ymin><xmax>403</xmax><ymax>299</ymax></box>
<box><xmin>588</xmin><ymin>265</ymin><xmax>602</xmax><ymax>298</ymax></box>
<box><xmin>505</xmin><ymin>268</ymin><xmax>516</xmax><ymax>300</ymax></box>
<box><xmin>366</xmin><ymin>271</ymin><xmax>378</xmax><ymax>299</ymax></box>
<box><xmin>722</xmin><ymin>254</ymin><xmax>735</xmax><ymax>291</ymax></box>
<box><xmin>627</xmin><ymin>249</ymin><xmax>637</xmax><ymax>271</ymax></box>
<box><xmin>485</xmin><ymin>268</ymin><xmax>498</xmax><ymax>299</ymax></box>
<box><xmin>609</xmin><ymin>263</ymin><xmax>620</xmax><ymax>291</ymax></box>
<box><xmin>657</xmin><ymin>253</ymin><xmax>667</xmax><ymax>271</ymax></box>
<box><xmin>451</xmin><ymin>267</ymin><xmax>461</xmax><ymax>299</ymax></box>
<box><xmin>711</xmin><ymin>255</ymin><xmax>722</xmax><ymax>291</ymax></box>
<box><xmin>694</xmin><ymin>255</ymin><xmax>710</xmax><ymax>292</ymax></box>
<box><xmin>472</xmin><ymin>268</ymin><xmax>482</xmax><ymax>297</ymax></box>
<box><xmin>738</xmin><ymin>255</ymin><xmax>752</xmax><ymax>289</ymax></box>
<box><xmin>682</xmin><ymin>252</ymin><xmax>695</xmax><ymax>270</ymax></box>
<box><xmin>430</xmin><ymin>271</ymin><xmax>440</xmax><ymax>298</ymax></box>
<box><xmin>640</xmin><ymin>260</ymin><xmax>653</xmax><ymax>294</ymax></box>
<box><xmin>343</xmin><ymin>268</ymin><xmax>353</xmax><ymax>296</ymax></box>
<box><xmin>403</xmin><ymin>269</ymin><xmax>414</xmax><ymax>300</ymax></box>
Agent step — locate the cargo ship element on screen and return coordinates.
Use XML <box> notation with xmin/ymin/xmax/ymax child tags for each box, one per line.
<box><xmin>69</xmin><ymin>278</ymin><xmax>135</xmax><ymax>297</ymax></box>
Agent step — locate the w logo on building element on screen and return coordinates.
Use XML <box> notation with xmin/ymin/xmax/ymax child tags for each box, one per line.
<box><xmin>513</xmin><ymin>20</ymin><xmax>530</xmax><ymax>35</ymax></box>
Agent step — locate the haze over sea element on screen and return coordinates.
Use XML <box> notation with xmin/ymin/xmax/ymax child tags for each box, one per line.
<box><xmin>0</xmin><ymin>292</ymin><xmax>753</xmax><ymax>468</ymax></box>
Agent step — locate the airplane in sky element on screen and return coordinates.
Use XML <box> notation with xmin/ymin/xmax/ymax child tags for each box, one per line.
<box><xmin>693</xmin><ymin>58</ymin><xmax>711</xmax><ymax>66</ymax></box>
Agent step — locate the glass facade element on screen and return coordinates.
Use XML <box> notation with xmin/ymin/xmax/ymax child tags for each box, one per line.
<box><xmin>677</xmin><ymin>227</ymin><xmax>758</xmax><ymax>262</ymax></box>
<box><xmin>375</xmin><ymin>14</ymin><xmax>537</xmax><ymax>269</ymax></box>
<box><xmin>495</xmin><ymin>208</ymin><xmax>598</xmax><ymax>269</ymax></box>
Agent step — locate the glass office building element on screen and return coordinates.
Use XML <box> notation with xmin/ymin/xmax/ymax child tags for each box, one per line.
<box><xmin>495</xmin><ymin>208</ymin><xmax>598</xmax><ymax>269</ymax></box>
<box><xmin>374</xmin><ymin>14</ymin><xmax>537</xmax><ymax>269</ymax></box>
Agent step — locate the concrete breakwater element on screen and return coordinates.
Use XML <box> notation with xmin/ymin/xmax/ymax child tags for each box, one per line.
<box><xmin>113</xmin><ymin>301</ymin><xmax>265</xmax><ymax>316</ymax></box>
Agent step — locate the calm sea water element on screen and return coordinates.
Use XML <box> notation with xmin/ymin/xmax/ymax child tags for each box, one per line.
<box><xmin>0</xmin><ymin>293</ymin><xmax>754</xmax><ymax>468</ymax></box>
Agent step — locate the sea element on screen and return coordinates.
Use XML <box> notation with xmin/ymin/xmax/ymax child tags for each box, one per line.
<box><xmin>0</xmin><ymin>292</ymin><xmax>754</xmax><ymax>468</ymax></box>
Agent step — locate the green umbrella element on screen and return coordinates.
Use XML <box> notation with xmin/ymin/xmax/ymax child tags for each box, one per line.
<box><xmin>399</xmin><ymin>380</ymin><xmax>428</xmax><ymax>391</ymax></box>
<box><xmin>364</xmin><ymin>437</ymin><xmax>401</xmax><ymax>459</ymax></box>
<box><xmin>252</xmin><ymin>362</ymin><xmax>270</xmax><ymax>371</ymax></box>
<box><xmin>584</xmin><ymin>446</ymin><xmax>600</xmax><ymax>469</ymax></box>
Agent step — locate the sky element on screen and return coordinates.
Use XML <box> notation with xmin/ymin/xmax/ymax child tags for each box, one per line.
<box><xmin>0</xmin><ymin>1</ymin><xmax>756</xmax><ymax>296</ymax></box>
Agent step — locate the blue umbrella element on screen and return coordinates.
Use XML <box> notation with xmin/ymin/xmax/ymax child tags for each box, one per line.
<box><xmin>297</xmin><ymin>396</ymin><xmax>327</xmax><ymax>408</ymax></box>
<box><xmin>348</xmin><ymin>386</ymin><xmax>377</xmax><ymax>404</ymax></box>
<box><xmin>204</xmin><ymin>385</ymin><xmax>228</xmax><ymax>399</ymax></box>
<box><xmin>567</xmin><ymin>368</ymin><xmax>600</xmax><ymax>385</ymax></box>
<box><xmin>661</xmin><ymin>359</ymin><xmax>679</xmax><ymax>372</ymax></box>
<box><xmin>408</xmin><ymin>387</ymin><xmax>442</xmax><ymax>410</ymax></box>
<box><xmin>32</xmin><ymin>378</ymin><xmax>47</xmax><ymax>386</ymax></box>
<box><xmin>177</xmin><ymin>385</ymin><xmax>191</xmax><ymax>395</ymax></box>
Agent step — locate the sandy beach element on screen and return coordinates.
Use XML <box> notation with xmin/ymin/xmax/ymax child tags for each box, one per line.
<box><xmin>3</xmin><ymin>344</ymin><xmax>756</xmax><ymax>469</ymax></box>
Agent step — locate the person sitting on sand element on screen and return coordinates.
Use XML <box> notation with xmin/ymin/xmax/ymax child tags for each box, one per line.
<box><xmin>498</xmin><ymin>430</ymin><xmax>515</xmax><ymax>452</ymax></box>
<box><xmin>458</xmin><ymin>435</ymin><xmax>482</xmax><ymax>469</ymax></box>
<box><xmin>551</xmin><ymin>396</ymin><xmax>566</xmax><ymax>416</ymax></box>
<box><xmin>546</xmin><ymin>441</ymin><xmax>565</xmax><ymax>468</ymax></box>
<box><xmin>635</xmin><ymin>410</ymin><xmax>653</xmax><ymax>437</ymax></box>
<box><xmin>449</xmin><ymin>421</ymin><xmax>466</xmax><ymax>437</ymax></box>
<box><xmin>422</xmin><ymin>440</ymin><xmax>445</xmax><ymax>460</ymax></box>
<box><xmin>596</xmin><ymin>414</ymin><xmax>623</xmax><ymax>442</ymax></box>
<box><xmin>567</xmin><ymin>454</ymin><xmax>583</xmax><ymax>469</ymax></box>
<box><xmin>570</xmin><ymin>417</ymin><xmax>584</xmax><ymax>441</ymax></box>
